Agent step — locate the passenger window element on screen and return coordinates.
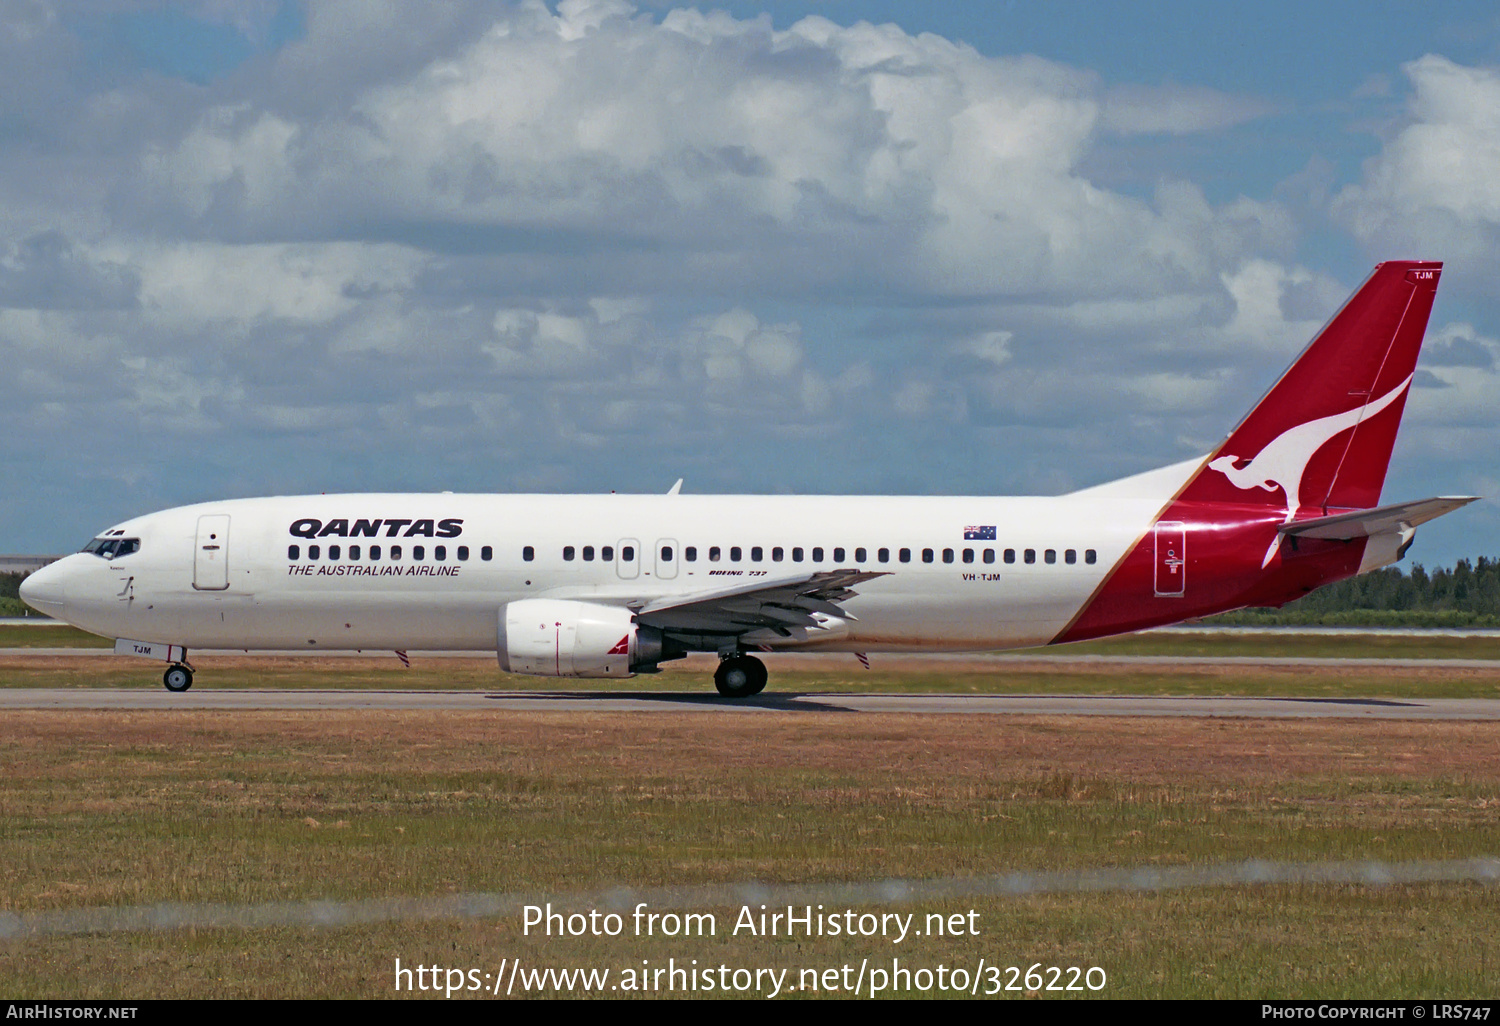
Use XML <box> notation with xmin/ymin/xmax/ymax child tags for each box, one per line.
<box><xmin>709</xmin><ymin>546</ymin><xmax>721</xmax><ymax>562</ymax></box>
<box><xmin>878</xmin><ymin>548</ymin><xmax>889</xmax><ymax>563</ymax></box>
<box><xmin>899</xmin><ymin>548</ymin><xmax>911</xmax><ymax>563</ymax></box>
<box><xmin>602</xmin><ymin>546</ymin><xmax>614</xmax><ymax>560</ymax></box>
<box><xmin>661</xmin><ymin>546</ymin><xmax>674</xmax><ymax>561</ymax></box>
<box><xmin>435</xmin><ymin>545</ymin><xmax>446</xmax><ymax>561</ymax></box>
<box><xmin>770</xmin><ymin>547</ymin><xmax>782</xmax><ymax>561</ymax></box>
<box><xmin>943</xmin><ymin>548</ymin><xmax>954</xmax><ymax>563</ymax></box>
<box><xmin>309</xmin><ymin>544</ymin><xmax>320</xmax><ymax>560</ymax></box>
<box><xmin>482</xmin><ymin>546</ymin><xmax>493</xmax><ymax>561</ymax></box>
<box><xmin>1004</xmin><ymin>549</ymin><xmax>1016</xmax><ymax>564</ymax></box>
<box><xmin>685</xmin><ymin>547</ymin><xmax>697</xmax><ymax>562</ymax></box>
<box><xmin>288</xmin><ymin>544</ymin><xmax>299</xmax><ymax>560</ymax></box>
<box><xmin>922</xmin><ymin>548</ymin><xmax>934</xmax><ymax>563</ymax></box>
<box><xmin>1024</xmin><ymin>549</ymin><xmax>1036</xmax><ymax>564</ymax></box>
<box><xmin>1065</xmin><ymin>549</ymin><xmax>1076</xmax><ymax>564</ymax></box>
<box><xmin>371</xmin><ymin>545</ymin><xmax>381</xmax><ymax>561</ymax></box>
<box><xmin>349</xmin><ymin>544</ymin><xmax>360</xmax><ymax>560</ymax></box>
<box><xmin>1085</xmin><ymin>549</ymin><xmax>1097</xmax><ymax>564</ymax></box>
<box><xmin>582</xmin><ymin>545</ymin><xmax>594</xmax><ymax>561</ymax></box>
<box><xmin>457</xmin><ymin>546</ymin><xmax>468</xmax><ymax>560</ymax></box>
<box><xmin>730</xmin><ymin>546</ymin><xmax>742</xmax><ymax>562</ymax></box>
<box><xmin>833</xmin><ymin>547</ymin><xmax>845</xmax><ymax>562</ymax></box>
<box><xmin>563</xmin><ymin>546</ymin><xmax>575</xmax><ymax>561</ymax></box>
<box><xmin>413</xmin><ymin>546</ymin><xmax>424</xmax><ymax>561</ymax></box>
<box><xmin>520</xmin><ymin>546</ymin><xmax>531</xmax><ymax>561</ymax></box>
<box><xmin>856</xmin><ymin>548</ymin><xmax>867</xmax><ymax>562</ymax></box>
<box><xmin>752</xmin><ymin>546</ymin><xmax>763</xmax><ymax>562</ymax></box>
<box><xmin>622</xmin><ymin>545</ymin><xmax>635</xmax><ymax>561</ymax></box>
<box><xmin>328</xmin><ymin>544</ymin><xmax>341</xmax><ymax>560</ymax></box>
<box><xmin>962</xmin><ymin>548</ymin><xmax>974</xmax><ymax>563</ymax></box>
<box><xmin>983</xmin><ymin>549</ymin><xmax>995</xmax><ymax>564</ymax></box>
<box><xmin>1045</xmin><ymin>549</ymin><xmax>1056</xmax><ymax>564</ymax></box>
<box><xmin>390</xmin><ymin>545</ymin><xmax>401</xmax><ymax>560</ymax></box>
<box><xmin>807</xmin><ymin>547</ymin><xmax>818</xmax><ymax>562</ymax></box>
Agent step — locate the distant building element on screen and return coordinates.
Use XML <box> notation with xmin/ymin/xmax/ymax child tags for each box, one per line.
<box><xmin>0</xmin><ymin>555</ymin><xmax>65</xmax><ymax>575</ymax></box>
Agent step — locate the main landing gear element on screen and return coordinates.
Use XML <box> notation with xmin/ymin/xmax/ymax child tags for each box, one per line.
<box><xmin>713</xmin><ymin>654</ymin><xmax>767</xmax><ymax>698</ymax></box>
<box><xmin>163</xmin><ymin>663</ymin><xmax>194</xmax><ymax>692</ymax></box>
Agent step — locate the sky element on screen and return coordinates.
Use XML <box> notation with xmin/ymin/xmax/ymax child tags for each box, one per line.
<box><xmin>3</xmin><ymin>0</ymin><xmax>1498</xmax><ymax>568</ymax></box>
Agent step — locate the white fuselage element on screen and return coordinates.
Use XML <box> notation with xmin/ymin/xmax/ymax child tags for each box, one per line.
<box><xmin>28</xmin><ymin>460</ymin><xmax>1198</xmax><ymax>655</ymax></box>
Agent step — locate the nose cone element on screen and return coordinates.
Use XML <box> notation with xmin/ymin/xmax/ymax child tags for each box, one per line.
<box><xmin>18</xmin><ymin>562</ymin><xmax>67</xmax><ymax>616</ymax></box>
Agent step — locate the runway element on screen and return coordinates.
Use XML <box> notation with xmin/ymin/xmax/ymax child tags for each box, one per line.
<box><xmin>5</xmin><ymin>648</ymin><xmax>1500</xmax><ymax>670</ymax></box>
<box><xmin>4</xmin><ymin>688</ymin><xmax>1499</xmax><ymax>719</ymax></box>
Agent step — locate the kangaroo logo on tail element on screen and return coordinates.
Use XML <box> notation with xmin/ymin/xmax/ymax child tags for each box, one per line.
<box><xmin>1208</xmin><ymin>374</ymin><xmax>1413</xmax><ymax>567</ymax></box>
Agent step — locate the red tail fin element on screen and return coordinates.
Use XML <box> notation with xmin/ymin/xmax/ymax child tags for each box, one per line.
<box><xmin>1180</xmin><ymin>261</ymin><xmax>1441</xmax><ymax>517</ymax></box>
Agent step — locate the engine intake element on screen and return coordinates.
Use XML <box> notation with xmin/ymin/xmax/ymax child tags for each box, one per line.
<box><xmin>498</xmin><ymin>599</ymin><xmax>674</xmax><ymax>678</ymax></box>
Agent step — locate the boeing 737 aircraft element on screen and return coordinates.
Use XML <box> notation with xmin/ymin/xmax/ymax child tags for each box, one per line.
<box><xmin>21</xmin><ymin>261</ymin><xmax>1476</xmax><ymax>696</ymax></box>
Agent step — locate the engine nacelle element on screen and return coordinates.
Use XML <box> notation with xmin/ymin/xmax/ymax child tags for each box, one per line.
<box><xmin>499</xmin><ymin>599</ymin><xmax>666</xmax><ymax>678</ymax></box>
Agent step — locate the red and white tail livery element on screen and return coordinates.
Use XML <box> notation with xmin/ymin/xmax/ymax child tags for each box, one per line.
<box><xmin>21</xmin><ymin>261</ymin><xmax>1476</xmax><ymax>696</ymax></box>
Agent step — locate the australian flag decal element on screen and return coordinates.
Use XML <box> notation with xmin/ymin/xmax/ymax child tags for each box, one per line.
<box><xmin>964</xmin><ymin>525</ymin><xmax>997</xmax><ymax>541</ymax></box>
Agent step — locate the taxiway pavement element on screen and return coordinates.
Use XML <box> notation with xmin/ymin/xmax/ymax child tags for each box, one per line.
<box><xmin>3</xmin><ymin>689</ymin><xmax>1498</xmax><ymax>719</ymax></box>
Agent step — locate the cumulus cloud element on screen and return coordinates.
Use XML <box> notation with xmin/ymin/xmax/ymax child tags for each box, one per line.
<box><xmin>1216</xmin><ymin>259</ymin><xmax>1344</xmax><ymax>354</ymax></box>
<box><xmin>1099</xmin><ymin>83</ymin><xmax>1275</xmax><ymax>136</ymax></box>
<box><xmin>0</xmin><ymin>232</ymin><xmax>140</xmax><ymax>310</ymax></box>
<box><xmin>5</xmin><ymin>1</ymin><xmax>1487</xmax><ymax>557</ymax></box>
<box><xmin>118</xmin><ymin>1</ymin><xmax>1292</xmax><ymax>305</ymax></box>
<box><xmin>1334</xmin><ymin>55</ymin><xmax>1500</xmax><ymax>264</ymax></box>
<box><xmin>1408</xmin><ymin>322</ymin><xmax>1500</xmax><ymax>429</ymax></box>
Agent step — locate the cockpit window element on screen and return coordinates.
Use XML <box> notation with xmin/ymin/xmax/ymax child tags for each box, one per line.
<box><xmin>82</xmin><ymin>537</ymin><xmax>140</xmax><ymax>559</ymax></box>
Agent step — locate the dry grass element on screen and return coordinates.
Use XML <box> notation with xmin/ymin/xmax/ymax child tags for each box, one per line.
<box><xmin>6</xmin><ymin>622</ymin><xmax>1500</xmax><ymax>661</ymax></box>
<box><xmin>2</xmin><ymin>710</ymin><xmax>1498</xmax><ymax>996</ymax></box>
<box><xmin>2</xmin><ymin>651</ymin><xmax>1500</xmax><ymax>698</ymax></box>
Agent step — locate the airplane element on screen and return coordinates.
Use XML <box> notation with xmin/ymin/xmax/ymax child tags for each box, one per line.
<box><xmin>20</xmin><ymin>260</ymin><xmax>1476</xmax><ymax>696</ymax></box>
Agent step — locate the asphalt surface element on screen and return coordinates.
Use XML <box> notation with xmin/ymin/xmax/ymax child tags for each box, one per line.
<box><xmin>3</xmin><ymin>688</ymin><xmax>1499</xmax><ymax>719</ymax></box>
<box><xmin>5</xmin><ymin>648</ymin><xmax>1500</xmax><ymax>670</ymax></box>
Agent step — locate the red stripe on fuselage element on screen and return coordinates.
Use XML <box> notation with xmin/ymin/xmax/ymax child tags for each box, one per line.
<box><xmin>1054</xmin><ymin>501</ymin><xmax>1365</xmax><ymax>644</ymax></box>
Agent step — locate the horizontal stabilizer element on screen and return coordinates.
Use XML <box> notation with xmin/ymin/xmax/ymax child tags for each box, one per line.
<box><xmin>1279</xmin><ymin>496</ymin><xmax>1478</xmax><ymax>540</ymax></box>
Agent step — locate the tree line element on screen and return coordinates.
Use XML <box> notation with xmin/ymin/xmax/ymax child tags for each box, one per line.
<box><xmin>1206</xmin><ymin>556</ymin><xmax>1500</xmax><ymax>627</ymax></box>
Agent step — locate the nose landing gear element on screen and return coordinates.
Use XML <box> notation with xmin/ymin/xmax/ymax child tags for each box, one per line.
<box><xmin>163</xmin><ymin>663</ymin><xmax>194</xmax><ymax>692</ymax></box>
<box><xmin>713</xmin><ymin>654</ymin><xmax>767</xmax><ymax>698</ymax></box>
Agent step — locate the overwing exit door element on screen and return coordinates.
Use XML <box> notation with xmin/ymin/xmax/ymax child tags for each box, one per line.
<box><xmin>655</xmin><ymin>538</ymin><xmax>679</xmax><ymax>580</ymax></box>
<box><xmin>615</xmin><ymin>538</ymin><xmax>640</xmax><ymax>580</ymax></box>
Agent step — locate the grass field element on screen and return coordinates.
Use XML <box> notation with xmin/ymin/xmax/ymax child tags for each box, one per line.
<box><xmin>1</xmin><ymin>711</ymin><xmax>1497</xmax><ymax>998</ymax></box>
<box><xmin>4</xmin><ymin>651</ymin><xmax>1500</xmax><ymax>699</ymax></box>
<box><xmin>4</xmin><ymin>623</ymin><xmax>1500</xmax><ymax>661</ymax></box>
<box><xmin>3</xmin><ymin>627</ymin><xmax>1496</xmax><ymax>997</ymax></box>
<box><xmin>0</xmin><ymin>624</ymin><xmax>114</xmax><ymax>647</ymax></box>
<box><xmin>1059</xmin><ymin>631</ymin><xmax>1500</xmax><ymax>661</ymax></box>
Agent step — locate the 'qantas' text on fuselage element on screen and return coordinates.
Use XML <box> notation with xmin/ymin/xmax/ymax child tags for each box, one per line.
<box><xmin>289</xmin><ymin>518</ymin><xmax>464</xmax><ymax>539</ymax></box>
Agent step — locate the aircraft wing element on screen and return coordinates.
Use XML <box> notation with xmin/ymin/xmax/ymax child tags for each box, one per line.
<box><xmin>1280</xmin><ymin>496</ymin><xmax>1478</xmax><ymax>540</ymax></box>
<box><xmin>634</xmin><ymin>569</ymin><xmax>890</xmax><ymax>636</ymax></box>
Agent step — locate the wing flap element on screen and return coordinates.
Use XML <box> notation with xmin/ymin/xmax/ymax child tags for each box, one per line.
<box><xmin>1280</xmin><ymin>496</ymin><xmax>1478</xmax><ymax>540</ymax></box>
<box><xmin>635</xmin><ymin>569</ymin><xmax>889</xmax><ymax>637</ymax></box>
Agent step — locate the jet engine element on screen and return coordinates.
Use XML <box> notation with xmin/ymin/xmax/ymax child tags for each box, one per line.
<box><xmin>498</xmin><ymin>599</ymin><xmax>672</xmax><ymax>677</ymax></box>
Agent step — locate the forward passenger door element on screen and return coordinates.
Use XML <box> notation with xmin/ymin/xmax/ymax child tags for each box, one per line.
<box><xmin>194</xmin><ymin>515</ymin><xmax>231</xmax><ymax>591</ymax></box>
